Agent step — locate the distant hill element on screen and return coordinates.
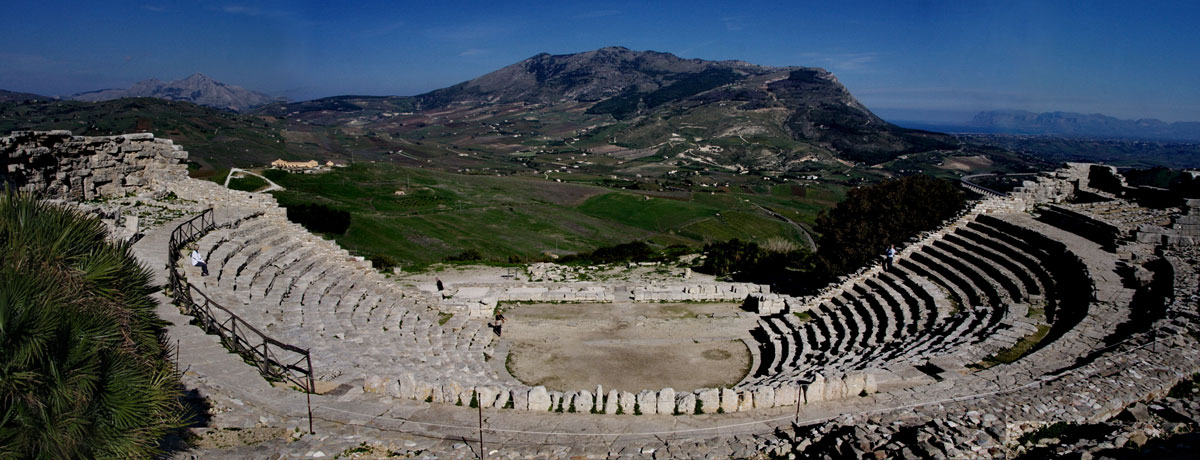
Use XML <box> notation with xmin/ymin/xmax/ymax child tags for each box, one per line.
<box><xmin>260</xmin><ymin>46</ymin><xmax>955</xmax><ymax>165</ymax></box>
<box><xmin>966</xmin><ymin>110</ymin><xmax>1200</xmax><ymax>142</ymax></box>
<box><xmin>0</xmin><ymin>89</ymin><xmax>52</xmax><ymax>103</ymax></box>
<box><xmin>0</xmin><ymin>97</ymin><xmax>337</xmax><ymax>170</ymax></box>
<box><xmin>71</xmin><ymin>73</ymin><xmax>280</xmax><ymax>112</ymax></box>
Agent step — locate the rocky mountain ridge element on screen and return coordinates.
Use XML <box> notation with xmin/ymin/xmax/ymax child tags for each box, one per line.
<box><xmin>71</xmin><ymin>73</ymin><xmax>280</xmax><ymax>112</ymax></box>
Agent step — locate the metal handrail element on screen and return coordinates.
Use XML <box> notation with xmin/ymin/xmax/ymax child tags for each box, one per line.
<box><xmin>167</xmin><ymin>209</ymin><xmax>315</xmax><ymax>433</ymax></box>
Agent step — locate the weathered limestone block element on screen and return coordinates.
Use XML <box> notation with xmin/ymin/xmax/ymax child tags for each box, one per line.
<box><xmin>477</xmin><ymin>386</ymin><xmax>498</xmax><ymax>408</ymax></box>
<box><xmin>805</xmin><ymin>376</ymin><xmax>825</xmax><ymax>404</ymax></box>
<box><xmin>676</xmin><ymin>392</ymin><xmax>696</xmax><ymax>415</ymax></box>
<box><xmin>637</xmin><ymin>390</ymin><xmax>657</xmax><ymax>415</ymax></box>
<box><xmin>414</xmin><ymin>382</ymin><xmax>435</xmax><ymax>402</ymax></box>
<box><xmin>774</xmin><ymin>383</ymin><xmax>799</xmax><ymax>407</ymax></box>
<box><xmin>754</xmin><ymin>386</ymin><xmax>775</xmax><ymax>409</ymax></box>
<box><xmin>442</xmin><ymin>382</ymin><xmax>463</xmax><ymax>404</ymax></box>
<box><xmin>737</xmin><ymin>391</ymin><xmax>754</xmax><ymax>412</ymax></box>
<box><xmin>720</xmin><ymin>388</ymin><xmax>738</xmax><ymax>413</ymax></box>
<box><xmin>431</xmin><ymin>385</ymin><xmax>446</xmax><ymax>404</ymax></box>
<box><xmin>657</xmin><ymin>388</ymin><xmax>676</xmax><ymax>415</ymax></box>
<box><xmin>397</xmin><ymin>373</ymin><xmax>418</xmax><ymax>400</ymax></box>
<box><xmin>605</xmin><ymin>390</ymin><xmax>620</xmax><ymax>414</ymax></box>
<box><xmin>575</xmin><ymin>390</ymin><xmax>594</xmax><ymax>413</ymax></box>
<box><xmin>513</xmin><ymin>387</ymin><xmax>530</xmax><ymax>411</ymax></box>
<box><xmin>696</xmin><ymin>389</ymin><xmax>720</xmax><ymax>414</ymax></box>
<box><xmin>493</xmin><ymin>389</ymin><xmax>510</xmax><ymax>409</ymax></box>
<box><xmin>363</xmin><ymin>375</ymin><xmax>387</xmax><ymax>394</ymax></box>
<box><xmin>844</xmin><ymin>373</ymin><xmax>866</xmax><ymax>397</ymax></box>
<box><xmin>823</xmin><ymin>376</ymin><xmax>847</xmax><ymax>401</ymax></box>
<box><xmin>619</xmin><ymin>392</ymin><xmax>636</xmax><ymax>415</ymax></box>
<box><xmin>527</xmin><ymin>386</ymin><xmax>551</xmax><ymax>411</ymax></box>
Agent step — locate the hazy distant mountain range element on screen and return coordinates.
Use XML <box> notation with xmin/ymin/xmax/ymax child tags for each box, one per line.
<box><xmin>914</xmin><ymin>110</ymin><xmax>1200</xmax><ymax>142</ymax></box>
<box><xmin>0</xmin><ymin>89</ymin><xmax>52</xmax><ymax>103</ymax></box>
<box><xmin>70</xmin><ymin>73</ymin><xmax>280</xmax><ymax>112</ymax></box>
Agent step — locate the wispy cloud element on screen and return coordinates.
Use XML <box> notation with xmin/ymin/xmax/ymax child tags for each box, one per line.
<box><xmin>142</xmin><ymin>4</ymin><xmax>166</xmax><ymax>12</ymax></box>
<box><xmin>459</xmin><ymin>48</ymin><xmax>487</xmax><ymax>57</ymax></box>
<box><xmin>426</xmin><ymin>23</ymin><xmax>514</xmax><ymax>41</ymax></box>
<box><xmin>799</xmin><ymin>52</ymin><xmax>879</xmax><ymax>73</ymax></box>
<box><xmin>216</xmin><ymin>4</ymin><xmax>291</xmax><ymax>18</ymax></box>
<box><xmin>359</xmin><ymin>20</ymin><xmax>406</xmax><ymax>38</ymax></box>
<box><xmin>722</xmin><ymin>16</ymin><xmax>748</xmax><ymax>32</ymax></box>
<box><xmin>576</xmin><ymin>9</ymin><xmax>620</xmax><ymax>19</ymax></box>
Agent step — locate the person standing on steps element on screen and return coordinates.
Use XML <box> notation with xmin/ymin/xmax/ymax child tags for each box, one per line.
<box><xmin>190</xmin><ymin>245</ymin><xmax>209</xmax><ymax>276</ymax></box>
<box><xmin>884</xmin><ymin>244</ymin><xmax>896</xmax><ymax>272</ymax></box>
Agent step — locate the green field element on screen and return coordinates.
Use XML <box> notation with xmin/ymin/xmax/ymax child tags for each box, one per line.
<box><xmin>265</xmin><ymin>163</ymin><xmax>843</xmax><ymax>269</ymax></box>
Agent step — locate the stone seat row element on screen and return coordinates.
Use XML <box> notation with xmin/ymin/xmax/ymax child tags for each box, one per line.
<box><xmin>184</xmin><ymin>214</ymin><xmax>505</xmax><ymax>388</ymax></box>
<box><xmin>742</xmin><ymin>215</ymin><xmax>1076</xmax><ymax>390</ymax></box>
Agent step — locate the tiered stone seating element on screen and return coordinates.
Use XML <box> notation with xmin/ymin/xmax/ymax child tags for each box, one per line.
<box><xmin>741</xmin><ymin>211</ymin><xmax>1098</xmax><ymax>391</ymax></box>
<box><xmin>185</xmin><ymin>213</ymin><xmax>503</xmax><ymax>388</ymax></box>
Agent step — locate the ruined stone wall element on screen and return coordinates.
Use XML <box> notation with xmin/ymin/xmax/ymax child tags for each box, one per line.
<box><xmin>1</xmin><ymin>130</ymin><xmax>188</xmax><ymax>200</ymax></box>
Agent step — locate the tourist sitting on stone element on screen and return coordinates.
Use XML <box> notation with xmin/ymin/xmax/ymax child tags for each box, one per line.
<box><xmin>190</xmin><ymin>246</ymin><xmax>209</xmax><ymax>276</ymax></box>
<box><xmin>491</xmin><ymin>313</ymin><xmax>506</xmax><ymax>337</ymax></box>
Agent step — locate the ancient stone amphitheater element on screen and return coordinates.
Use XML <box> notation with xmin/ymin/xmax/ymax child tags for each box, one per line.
<box><xmin>5</xmin><ymin>130</ymin><xmax>1200</xmax><ymax>459</ymax></box>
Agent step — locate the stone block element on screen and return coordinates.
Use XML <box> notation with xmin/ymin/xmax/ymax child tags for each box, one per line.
<box><xmin>493</xmin><ymin>389</ymin><xmax>510</xmax><ymax>409</ymax></box>
<box><xmin>720</xmin><ymin>388</ymin><xmax>738</xmax><ymax>413</ymax></box>
<box><xmin>619</xmin><ymin>392</ymin><xmax>636</xmax><ymax>415</ymax></box>
<box><xmin>605</xmin><ymin>390</ymin><xmax>620</xmax><ymax>414</ymax></box>
<box><xmin>477</xmin><ymin>386</ymin><xmax>498</xmax><ymax>408</ymax></box>
<box><xmin>513</xmin><ymin>387</ymin><xmax>530</xmax><ymax>411</ymax></box>
<box><xmin>823</xmin><ymin>376</ymin><xmax>847</xmax><ymax>401</ymax></box>
<box><xmin>805</xmin><ymin>376</ymin><xmax>825</xmax><ymax>404</ymax></box>
<box><xmin>363</xmin><ymin>375</ymin><xmax>387</xmax><ymax>394</ymax></box>
<box><xmin>696</xmin><ymin>389</ymin><xmax>719</xmax><ymax>414</ymax></box>
<box><xmin>527</xmin><ymin>386</ymin><xmax>550</xmax><ymax>411</ymax></box>
<box><xmin>774</xmin><ymin>384</ymin><xmax>799</xmax><ymax>406</ymax></box>
<box><xmin>414</xmin><ymin>382</ymin><xmax>434</xmax><ymax>402</ymax></box>
<box><xmin>754</xmin><ymin>386</ymin><xmax>775</xmax><ymax>409</ymax></box>
<box><xmin>737</xmin><ymin>391</ymin><xmax>754</xmax><ymax>412</ymax></box>
<box><xmin>575</xmin><ymin>390</ymin><xmax>594</xmax><ymax>413</ymax></box>
<box><xmin>431</xmin><ymin>385</ymin><xmax>445</xmax><ymax>404</ymax></box>
<box><xmin>676</xmin><ymin>392</ymin><xmax>696</xmax><ymax>415</ymax></box>
<box><xmin>657</xmin><ymin>388</ymin><xmax>676</xmax><ymax>415</ymax></box>
<box><xmin>637</xmin><ymin>390</ymin><xmax>657</xmax><ymax>415</ymax></box>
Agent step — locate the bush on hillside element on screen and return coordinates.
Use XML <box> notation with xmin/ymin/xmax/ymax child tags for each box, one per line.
<box><xmin>284</xmin><ymin>202</ymin><xmax>351</xmax><ymax>235</ymax></box>
<box><xmin>0</xmin><ymin>190</ymin><xmax>183</xmax><ymax>458</ymax></box>
<box><xmin>558</xmin><ymin>241</ymin><xmax>654</xmax><ymax>265</ymax></box>
<box><xmin>815</xmin><ymin>174</ymin><xmax>965</xmax><ymax>277</ymax></box>
<box><xmin>228</xmin><ymin>174</ymin><xmax>268</xmax><ymax>192</ymax></box>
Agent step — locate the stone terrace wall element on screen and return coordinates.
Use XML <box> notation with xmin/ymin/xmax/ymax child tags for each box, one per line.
<box><xmin>1</xmin><ymin>130</ymin><xmax>188</xmax><ymax>200</ymax></box>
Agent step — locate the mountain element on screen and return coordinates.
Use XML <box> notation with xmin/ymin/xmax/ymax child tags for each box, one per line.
<box><xmin>0</xmin><ymin>89</ymin><xmax>52</xmax><ymax>103</ymax></box>
<box><xmin>967</xmin><ymin>110</ymin><xmax>1200</xmax><ymax>142</ymax></box>
<box><xmin>260</xmin><ymin>47</ymin><xmax>955</xmax><ymax>165</ymax></box>
<box><xmin>71</xmin><ymin>73</ymin><xmax>280</xmax><ymax>112</ymax></box>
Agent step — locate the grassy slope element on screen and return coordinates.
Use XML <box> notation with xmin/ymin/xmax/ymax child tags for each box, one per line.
<box><xmin>268</xmin><ymin>163</ymin><xmax>843</xmax><ymax>267</ymax></box>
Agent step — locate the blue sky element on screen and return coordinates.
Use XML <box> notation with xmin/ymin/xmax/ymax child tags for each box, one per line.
<box><xmin>2</xmin><ymin>1</ymin><xmax>1198</xmax><ymax>123</ymax></box>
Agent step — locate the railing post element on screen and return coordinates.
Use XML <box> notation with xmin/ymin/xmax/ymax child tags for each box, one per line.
<box><xmin>306</xmin><ymin>353</ymin><xmax>315</xmax><ymax>435</ymax></box>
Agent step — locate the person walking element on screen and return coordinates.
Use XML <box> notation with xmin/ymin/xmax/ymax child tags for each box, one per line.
<box><xmin>884</xmin><ymin>244</ymin><xmax>896</xmax><ymax>271</ymax></box>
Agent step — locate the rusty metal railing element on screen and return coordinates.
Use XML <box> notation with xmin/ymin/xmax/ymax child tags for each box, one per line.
<box><xmin>167</xmin><ymin>209</ymin><xmax>314</xmax><ymax>433</ymax></box>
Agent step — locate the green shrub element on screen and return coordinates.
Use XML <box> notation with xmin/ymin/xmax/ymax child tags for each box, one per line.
<box><xmin>283</xmin><ymin>202</ymin><xmax>351</xmax><ymax>235</ymax></box>
<box><xmin>0</xmin><ymin>190</ymin><xmax>184</xmax><ymax>458</ymax></box>
<box><xmin>815</xmin><ymin>174</ymin><xmax>965</xmax><ymax>278</ymax></box>
<box><xmin>227</xmin><ymin>174</ymin><xmax>268</xmax><ymax>192</ymax></box>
